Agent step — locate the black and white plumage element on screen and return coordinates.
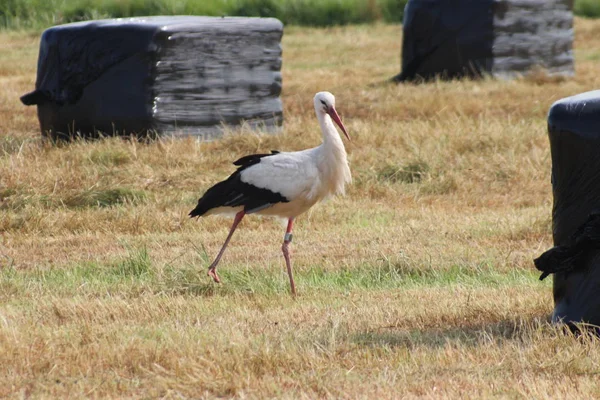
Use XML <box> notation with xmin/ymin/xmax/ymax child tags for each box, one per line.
<box><xmin>189</xmin><ymin>151</ymin><xmax>288</xmax><ymax>216</ymax></box>
<box><xmin>189</xmin><ymin>91</ymin><xmax>352</xmax><ymax>294</ymax></box>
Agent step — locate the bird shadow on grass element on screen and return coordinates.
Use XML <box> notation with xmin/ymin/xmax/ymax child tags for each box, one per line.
<box><xmin>351</xmin><ymin>315</ymin><xmax>557</xmax><ymax>350</ymax></box>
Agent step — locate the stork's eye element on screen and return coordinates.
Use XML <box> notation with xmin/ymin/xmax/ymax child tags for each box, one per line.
<box><xmin>320</xmin><ymin>100</ymin><xmax>327</xmax><ymax>106</ymax></box>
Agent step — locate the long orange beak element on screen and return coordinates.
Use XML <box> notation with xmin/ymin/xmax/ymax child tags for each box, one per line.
<box><xmin>328</xmin><ymin>106</ymin><xmax>351</xmax><ymax>141</ymax></box>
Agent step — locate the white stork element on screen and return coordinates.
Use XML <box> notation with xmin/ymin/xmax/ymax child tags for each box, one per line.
<box><xmin>189</xmin><ymin>91</ymin><xmax>351</xmax><ymax>295</ymax></box>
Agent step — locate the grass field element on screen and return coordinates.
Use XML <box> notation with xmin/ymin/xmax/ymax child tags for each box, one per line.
<box><xmin>2</xmin><ymin>18</ymin><xmax>600</xmax><ymax>398</ymax></box>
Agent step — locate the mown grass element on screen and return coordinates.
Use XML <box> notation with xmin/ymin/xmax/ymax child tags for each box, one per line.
<box><xmin>2</xmin><ymin>16</ymin><xmax>600</xmax><ymax>399</ymax></box>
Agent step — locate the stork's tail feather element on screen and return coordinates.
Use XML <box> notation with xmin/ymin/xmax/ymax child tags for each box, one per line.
<box><xmin>189</xmin><ymin>204</ymin><xmax>207</xmax><ymax>218</ymax></box>
<box><xmin>189</xmin><ymin>179</ymin><xmax>232</xmax><ymax>218</ymax></box>
<box><xmin>190</xmin><ymin>192</ymin><xmax>218</xmax><ymax>217</ymax></box>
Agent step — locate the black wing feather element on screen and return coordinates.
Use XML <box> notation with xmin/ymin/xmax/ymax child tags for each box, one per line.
<box><xmin>189</xmin><ymin>151</ymin><xmax>288</xmax><ymax>218</ymax></box>
<box><xmin>233</xmin><ymin>150</ymin><xmax>280</xmax><ymax>169</ymax></box>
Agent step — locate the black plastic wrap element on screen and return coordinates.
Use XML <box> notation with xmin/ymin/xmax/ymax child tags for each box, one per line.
<box><xmin>537</xmin><ymin>90</ymin><xmax>600</xmax><ymax>328</ymax></box>
<box><xmin>395</xmin><ymin>0</ymin><xmax>574</xmax><ymax>82</ymax></box>
<box><xmin>21</xmin><ymin>16</ymin><xmax>284</xmax><ymax>139</ymax></box>
<box><xmin>396</xmin><ymin>0</ymin><xmax>494</xmax><ymax>81</ymax></box>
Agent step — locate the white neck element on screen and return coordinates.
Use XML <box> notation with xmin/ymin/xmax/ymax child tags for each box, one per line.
<box><xmin>314</xmin><ymin>110</ymin><xmax>351</xmax><ymax>197</ymax></box>
<box><xmin>317</xmin><ymin>112</ymin><xmax>344</xmax><ymax>148</ymax></box>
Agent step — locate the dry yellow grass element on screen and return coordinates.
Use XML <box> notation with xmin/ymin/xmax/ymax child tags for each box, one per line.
<box><xmin>1</xmin><ymin>19</ymin><xmax>600</xmax><ymax>398</ymax></box>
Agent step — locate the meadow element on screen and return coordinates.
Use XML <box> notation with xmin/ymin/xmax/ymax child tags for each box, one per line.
<box><xmin>2</xmin><ymin>16</ymin><xmax>600</xmax><ymax>399</ymax></box>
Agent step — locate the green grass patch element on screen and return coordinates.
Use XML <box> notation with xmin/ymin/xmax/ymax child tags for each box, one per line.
<box><xmin>0</xmin><ymin>250</ymin><xmax>544</xmax><ymax>300</ymax></box>
<box><xmin>377</xmin><ymin>161</ymin><xmax>430</xmax><ymax>184</ymax></box>
<box><xmin>89</xmin><ymin>148</ymin><xmax>132</xmax><ymax>166</ymax></box>
<box><xmin>0</xmin><ymin>247</ymin><xmax>155</xmax><ymax>298</ymax></box>
<box><xmin>304</xmin><ymin>257</ymin><xmax>540</xmax><ymax>290</ymax></box>
<box><xmin>113</xmin><ymin>246</ymin><xmax>153</xmax><ymax>278</ymax></box>
<box><xmin>62</xmin><ymin>187</ymin><xmax>147</xmax><ymax>208</ymax></box>
<box><xmin>0</xmin><ymin>187</ymin><xmax>147</xmax><ymax>212</ymax></box>
<box><xmin>575</xmin><ymin>0</ymin><xmax>600</xmax><ymax>18</ymax></box>
<box><xmin>169</xmin><ymin>256</ymin><xmax>543</xmax><ymax>294</ymax></box>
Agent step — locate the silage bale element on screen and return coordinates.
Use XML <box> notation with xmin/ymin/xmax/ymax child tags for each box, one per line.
<box><xmin>20</xmin><ymin>16</ymin><xmax>284</xmax><ymax>140</ymax></box>
<box><xmin>394</xmin><ymin>0</ymin><xmax>574</xmax><ymax>82</ymax></box>
<box><xmin>535</xmin><ymin>90</ymin><xmax>600</xmax><ymax>331</ymax></box>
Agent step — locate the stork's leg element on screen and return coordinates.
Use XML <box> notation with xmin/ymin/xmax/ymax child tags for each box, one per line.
<box><xmin>208</xmin><ymin>210</ymin><xmax>245</xmax><ymax>283</ymax></box>
<box><xmin>281</xmin><ymin>218</ymin><xmax>296</xmax><ymax>295</ymax></box>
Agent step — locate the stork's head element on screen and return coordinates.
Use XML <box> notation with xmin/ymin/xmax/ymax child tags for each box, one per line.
<box><xmin>314</xmin><ymin>91</ymin><xmax>350</xmax><ymax>141</ymax></box>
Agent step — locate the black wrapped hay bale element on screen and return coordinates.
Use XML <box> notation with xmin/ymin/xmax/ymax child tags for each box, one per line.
<box><xmin>535</xmin><ymin>90</ymin><xmax>600</xmax><ymax>329</ymax></box>
<box><xmin>20</xmin><ymin>16</ymin><xmax>283</xmax><ymax>140</ymax></box>
<box><xmin>395</xmin><ymin>0</ymin><xmax>574</xmax><ymax>82</ymax></box>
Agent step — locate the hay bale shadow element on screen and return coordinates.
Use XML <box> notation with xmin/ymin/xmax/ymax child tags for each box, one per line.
<box><xmin>352</xmin><ymin>316</ymin><xmax>554</xmax><ymax>349</ymax></box>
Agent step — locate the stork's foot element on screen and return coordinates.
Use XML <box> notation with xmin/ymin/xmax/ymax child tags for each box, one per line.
<box><xmin>208</xmin><ymin>268</ymin><xmax>221</xmax><ymax>283</ymax></box>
